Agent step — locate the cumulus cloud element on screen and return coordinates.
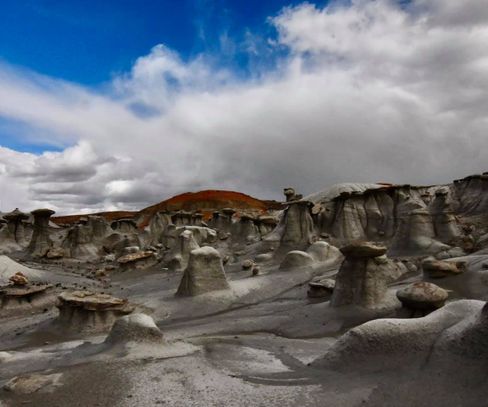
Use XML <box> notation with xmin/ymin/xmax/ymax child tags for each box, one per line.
<box><xmin>0</xmin><ymin>0</ymin><xmax>487</xmax><ymax>214</ymax></box>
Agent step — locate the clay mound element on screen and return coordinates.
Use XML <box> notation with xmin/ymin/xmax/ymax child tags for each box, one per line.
<box><xmin>51</xmin><ymin>190</ymin><xmax>280</xmax><ymax>229</ymax></box>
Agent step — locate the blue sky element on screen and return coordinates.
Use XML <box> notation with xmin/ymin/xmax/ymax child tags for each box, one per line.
<box><xmin>0</xmin><ymin>0</ymin><xmax>329</xmax><ymax>154</ymax></box>
<box><xmin>0</xmin><ymin>0</ymin><xmax>324</xmax><ymax>85</ymax></box>
<box><xmin>0</xmin><ymin>0</ymin><xmax>486</xmax><ymax>213</ymax></box>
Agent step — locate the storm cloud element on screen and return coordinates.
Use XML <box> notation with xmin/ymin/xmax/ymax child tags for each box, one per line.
<box><xmin>0</xmin><ymin>0</ymin><xmax>487</xmax><ymax>214</ymax></box>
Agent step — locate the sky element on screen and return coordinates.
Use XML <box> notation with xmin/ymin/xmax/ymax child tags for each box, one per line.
<box><xmin>0</xmin><ymin>0</ymin><xmax>487</xmax><ymax>214</ymax></box>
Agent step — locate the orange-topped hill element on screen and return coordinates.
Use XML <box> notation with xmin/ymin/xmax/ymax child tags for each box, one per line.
<box><xmin>52</xmin><ymin>190</ymin><xmax>282</xmax><ymax>228</ymax></box>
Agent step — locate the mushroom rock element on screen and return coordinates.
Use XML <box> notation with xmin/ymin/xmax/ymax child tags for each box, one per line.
<box><xmin>27</xmin><ymin>208</ymin><xmax>55</xmax><ymax>257</ymax></box>
<box><xmin>56</xmin><ymin>291</ymin><xmax>134</xmax><ymax>333</ymax></box>
<box><xmin>396</xmin><ymin>282</ymin><xmax>448</xmax><ymax>312</ymax></box>
<box><xmin>330</xmin><ymin>242</ymin><xmax>396</xmax><ymax>308</ymax></box>
<box><xmin>280</xmin><ymin>199</ymin><xmax>316</xmax><ymax>250</ymax></box>
<box><xmin>176</xmin><ymin>246</ymin><xmax>230</xmax><ymax>296</ymax></box>
<box><xmin>111</xmin><ymin>218</ymin><xmax>138</xmax><ymax>234</ymax></box>
<box><xmin>422</xmin><ymin>259</ymin><xmax>466</xmax><ymax>278</ymax></box>
<box><xmin>117</xmin><ymin>250</ymin><xmax>157</xmax><ymax>271</ymax></box>
<box><xmin>3</xmin><ymin>208</ymin><xmax>29</xmax><ymax>245</ymax></box>
<box><xmin>164</xmin><ymin>229</ymin><xmax>200</xmax><ymax>271</ymax></box>
<box><xmin>308</xmin><ymin>277</ymin><xmax>335</xmax><ymax>298</ymax></box>
<box><xmin>0</xmin><ymin>283</ymin><xmax>53</xmax><ymax>312</ymax></box>
<box><xmin>104</xmin><ymin>313</ymin><xmax>164</xmax><ymax>345</ymax></box>
<box><xmin>284</xmin><ymin>187</ymin><xmax>297</xmax><ymax>202</ymax></box>
<box><xmin>279</xmin><ymin>250</ymin><xmax>314</xmax><ymax>270</ymax></box>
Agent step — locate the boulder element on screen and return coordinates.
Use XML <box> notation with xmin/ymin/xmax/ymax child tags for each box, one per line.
<box><xmin>9</xmin><ymin>272</ymin><xmax>28</xmax><ymax>286</ymax></box>
<box><xmin>422</xmin><ymin>259</ymin><xmax>466</xmax><ymax>278</ymax></box>
<box><xmin>396</xmin><ymin>282</ymin><xmax>448</xmax><ymax>310</ymax></box>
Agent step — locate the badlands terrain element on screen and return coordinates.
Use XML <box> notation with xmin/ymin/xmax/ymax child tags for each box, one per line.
<box><xmin>1</xmin><ymin>173</ymin><xmax>488</xmax><ymax>406</ymax></box>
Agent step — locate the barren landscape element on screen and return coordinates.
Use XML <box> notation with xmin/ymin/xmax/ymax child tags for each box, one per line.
<box><xmin>1</xmin><ymin>174</ymin><xmax>488</xmax><ymax>406</ymax></box>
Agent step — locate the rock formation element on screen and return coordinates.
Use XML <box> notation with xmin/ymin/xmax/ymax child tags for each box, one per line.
<box><xmin>164</xmin><ymin>229</ymin><xmax>200</xmax><ymax>271</ymax></box>
<box><xmin>27</xmin><ymin>208</ymin><xmax>55</xmax><ymax>257</ymax></box>
<box><xmin>105</xmin><ymin>313</ymin><xmax>164</xmax><ymax>345</ymax></box>
<box><xmin>117</xmin><ymin>250</ymin><xmax>157</xmax><ymax>271</ymax></box>
<box><xmin>280</xmin><ymin>199</ymin><xmax>315</xmax><ymax>250</ymax></box>
<box><xmin>396</xmin><ymin>282</ymin><xmax>448</xmax><ymax>313</ymax></box>
<box><xmin>331</xmin><ymin>242</ymin><xmax>398</xmax><ymax>308</ymax></box>
<box><xmin>176</xmin><ymin>247</ymin><xmax>230</xmax><ymax>296</ymax></box>
<box><xmin>56</xmin><ymin>291</ymin><xmax>134</xmax><ymax>333</ymax></box>
<box><xmin>3</xmin><ymin>208</ymin><xmax>29</xmax><ymax>245</ymax></box>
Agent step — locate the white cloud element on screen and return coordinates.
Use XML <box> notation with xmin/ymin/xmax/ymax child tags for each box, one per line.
<box><xmin>0</xmin><ymin>0</ymin><xmax>487</xmax><ymax>214</ymax></box>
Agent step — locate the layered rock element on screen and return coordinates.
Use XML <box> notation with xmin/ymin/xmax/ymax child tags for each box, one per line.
<box><xmin>176</xmin><ymin>247</ymin><xmax>230</xmax><ymax>296</ymax></box>
<box><xmin>56</xmin><ymin>291</ymin><xmax>134</xmax><ymax>333</ymax></box>
<box><xmin>117</xmin><ymin>250</ymin><xmax>157</xmax><ymax>271</ymax></box>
